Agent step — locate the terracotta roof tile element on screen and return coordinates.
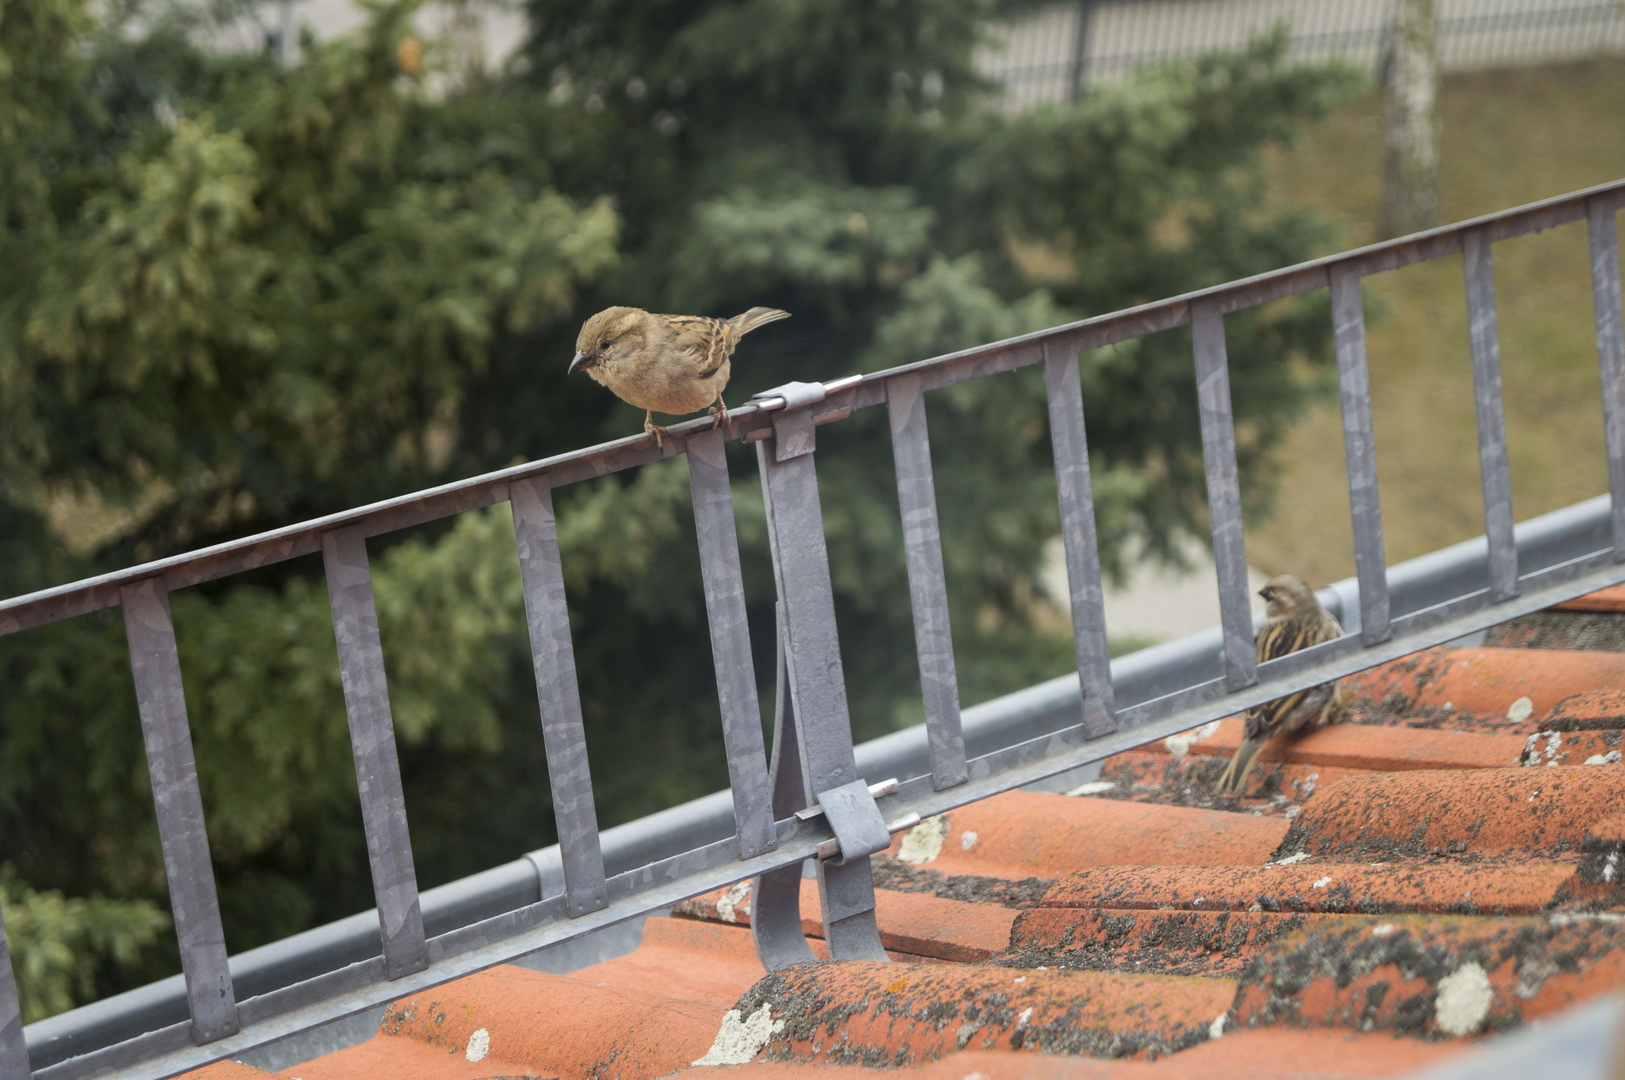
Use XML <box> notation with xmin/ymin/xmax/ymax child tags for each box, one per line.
<box><xmin>1230</xmin><ymin>913</ymin><xmax>1625</xmax><ymax>1037</ymax></box>
<box><xmin>1275</xmin><ymin>767</ymin><xmax>1622</xmax><ymax>861</ymax></box>
<box><xmin>672</xmin><ymin>878</ymin><xmax>1018</xmax><ymax>962</ymax></box>
<box><xmin>726</xmin><ymin>960</ymin><xmax>1237</xmax><ymax>1065</ymax></box>
<box><xmin>877</xmin><ymin>790</ymin><xmax>1290</xmax><ymax>878</ymax></box>
<box><xmin>1037</xmin><ymin>862</ymin><xmax>1582</xmax><ymax>915</ymax></box>
<box><xmin>1554</xmin><ymin>584</ymin><xmax>1625</xmax><ymax>612</ymax></box>
<box><xmin>297</xmin><ymin>965</ymin><xmax>725</xmax><ymax>1080</ymax></box>
<box><xmin>176</xmin><ymin>587</ymin><xmax>1625</xmax><ymax>1080</ymax></box>
<box><xmin>1344</xmin><ymin>647</ymin><xmax>1625</xmax><ymax>730</ymax></box>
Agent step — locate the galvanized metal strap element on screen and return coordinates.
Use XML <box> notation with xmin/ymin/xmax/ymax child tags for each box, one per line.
<box><xmin>1589</xmin><ymin>197</ymin><xmax>1625</xmax><ymax>560</ymax></box>
<box><xmin>0</xmin><ymin>897</ymin><xmax>30</xmax><ymax>1079</ymax></box>
<box><xmin>1191</xmin><ymin>302</ymin><xmax>1258</xmax><ymax>691</ymax></box>
<box><xmin>120</xmin><ymin>578</ymin><xmax>240</xmax><ymax>1044</ymax></box>
<box><xmin>751</xmin><ymin>606</ymin><xmax>818</xmax><ymax>972</ymax></box>
<box><xmin>320</xmin><ymin>529</ymin><xmax>429</xmax><ymax>980</ymax></box>
<box><xmin>510</xmin><ymin>477</ymin><xmax>609</xmax><ymax>919</ymax></box>
<box><xmin>685</xmin><ymin>430</ymin><xmax>776</xmax><ymax>859</ymax></box>
<box><xmin>1043</xmin><ymin>343</ymin><xmax>1117</xmax><ymax>737</ymax></box>
<box><xmin>1462</xmin><ymin>226</ymin><xmax>1519</xmax><ymax>602</ymax></box>
<box><xmin>1330</xmin><ymin>265</ymin><xmax>1392</xmax><ymax>646</ymax></box>
<box><xmin>754</xmin><ymin>391</ymin><xmax>888</xmax><ymax>962</ymax></box>
<box><xmin>885</xmin><ymin>373</ymin><xmax>969</xmax><ymax>788</ymax></box>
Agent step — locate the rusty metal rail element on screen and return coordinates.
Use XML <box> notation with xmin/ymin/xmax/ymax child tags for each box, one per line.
<box><xmin>1</xmin><ymin>177</ymin><xmax>1622</xmax><ymax>1080</ymax></box>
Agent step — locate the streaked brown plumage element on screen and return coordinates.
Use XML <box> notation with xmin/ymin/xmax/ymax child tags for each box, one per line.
<box><xmin>1213</xmin><ymin>574</ymin><xmax>1344</xmax><ymax>796</ymax></box>
<box><xmin>568</xmin><ymin>305</ymin><xmax>791</xmax><ymax>445</ymax></box>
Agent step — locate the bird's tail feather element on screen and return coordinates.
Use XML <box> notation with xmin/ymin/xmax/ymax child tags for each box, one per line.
<box><xmin>730</xmin><ymin>307</ymin><xmax>791</xmax><ymax>336</ymax></box>
<box><xmin>1214</xmin><ymin>736</ymin><xmax>1269</xmax><ymax>797</ymax></box>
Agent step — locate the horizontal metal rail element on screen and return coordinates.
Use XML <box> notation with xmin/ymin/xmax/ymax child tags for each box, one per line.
<box><xmin>1</xmin><ymin>176</ymin><xmax>1621</xmax><ymax>1080</ymax></box>
<box><xmin>2</xmin><ymin>177</ymin><xmax>1620</xmax><ymax>639</ymax></box>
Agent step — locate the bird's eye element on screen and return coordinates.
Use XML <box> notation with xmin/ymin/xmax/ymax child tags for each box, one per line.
<box><xmin>598</xmin><ymin>338</ymin><xmax>610</xmax><ymax>350</ymax></box>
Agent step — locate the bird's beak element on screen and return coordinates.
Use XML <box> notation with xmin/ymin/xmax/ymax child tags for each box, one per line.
<box><xmin>1257</xmin><ymin>589</ymin><xmax>1269</xmax><ymax>601</ymax></box>
<box><xmin>568</xmin><ymin>351</ymin><xmax>595</xmax><ymax>374</ymax></box>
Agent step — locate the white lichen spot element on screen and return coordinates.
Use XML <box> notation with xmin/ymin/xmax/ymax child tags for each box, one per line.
<box><xmin>1013</xmin><ymin>976</ymin><xmax>1026</xmax><ymax>983</ymax></box>
<box><xmin>1529</xmin><ymin>789</ymin><xmax>1541</xmax><ymax>803</ymax></box>
<box><xmin>1372</xmin><ymin>923</ymin><xmax>1396</xmax><ymax>937</ymax></box>
<box><xmin>961</xmin><ymin>830</ymin><xmax>978</xmax><ymax>852</ymax></box>
<box><xmin>1209</xmin><ymin>1013</ymin><xmax>1227</xmax><ymax>1039</ymax></box>
<box><xmin>1274</xmin><ymin>852</ymin><xmax>1312</xmax><ymax>865</ymax></box>
<box><xmin>1434</xmin><ymin>963</ymin><xmax>1493</xmax><ymax>1036</ymax></box>
<box><xmin>464</xmin><ymin>1028</ymin><xmax>490</xmax><ymax>1063</ymax></box>
<box><xmin>693</xmin><ymin>1004</ymin><xmax>785</xmax><ymax>1066</ymax></box>
<box><xmin>1165</xmin><ymin>720</ymin><xmax>1222</xmax><ymax>759</ymax></box>
<box><xmin>897</xmin><ymin>815</ymin><xmax>950</xmax><ymax>865</ymax></box>
<box><xmin>1507</xmin><ymin>697</ymin><xmax>1534</xmax><ymax>723</ymax></box>
<box><xmin>715</xmin><ymin>880</ymin><xmax>752</xmax><ymax>924</ymax></box>
<box><xmin>1442</xmin><ymin>702</ymin><xmax>1455</xmax><ymax>712</ymax></box>
<box><xmin>1312</xmin><ymin>876</ymin><xmax>1333</xmax><ymax>889</ymax></box>
<box><xmin>1284</xmin><ymin>805</ymin><xmax>1302</xmax><ymax>821</ymax></box>
<box><xmin>1066</xmin><ymin>780</ymin><xmax>1116</xmax><ymax>797</ymax></box>
<box><xmin>1586</xmin><ymin>751</ymin><xmax>1623</xmax><ymax>766</ymax></box>
<box><xmin>1605</xmin><ymin>852</ymin><xmax>1619</xmax><ymax>884</ymax></box>
<box><xmin>1545</xmin><ymin>731</ymin><xmax>1562</xmax><ymax>759</ymax></box>
<box><xmin>1016</xmin><ymin>1007</ymin><xmax>1033</xmax><ymax>1026</ymax></box>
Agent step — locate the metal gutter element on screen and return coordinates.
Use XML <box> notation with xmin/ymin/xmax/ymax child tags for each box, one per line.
<box><xmin>22</xmin><ymin>493</ymin><xmax>1614</xmax><ymax>1071</ymax></box>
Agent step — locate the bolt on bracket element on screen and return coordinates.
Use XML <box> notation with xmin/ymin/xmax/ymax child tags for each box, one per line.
<box><xmin>794</xmin><ymin>777</ymin><xmax>920</xmax><ymax>863</ymax></box>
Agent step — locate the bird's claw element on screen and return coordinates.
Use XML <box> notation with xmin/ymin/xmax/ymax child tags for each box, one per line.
<box><xmin>709</xmin><ymin>401</ymin><xmax>732</xmax><ymax>430</ymax></box>
<box><xmin>643</xmin><ymin>417</ymin><xmax>668</xmax><ymax>449</ymax></box>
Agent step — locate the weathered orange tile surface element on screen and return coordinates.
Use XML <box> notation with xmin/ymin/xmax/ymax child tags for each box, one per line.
<box><xmin>731</xmin><ymin>960</ymin><xmax>1236</xmax><ymax>1065</ymax></box>
<box><xmin>1555</xmin><ymin>583</ymin><xmax>1625</xmax><ymax>612</ymax></box>
<box><xmin>882</xmin><ymin>791</ymin><xmax>1290</xmax><ymax>878</ymax></box>
<box><xmin>1038</xmin><ymin>861</ymin><xmax>1582</xmax><ymax>915</ymax></box>
<box><xmin>1345</xmin><ymin>647</ymin><xmax>1625</xmax><ymax>727</ymax></box>
<box><xmin>195</xmin><ymin>597</ymin><xmax>1625</xmax><ymax>1080</ymax></box>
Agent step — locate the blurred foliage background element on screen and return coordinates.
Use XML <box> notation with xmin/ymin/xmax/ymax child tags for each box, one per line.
<box><xmin>0</xmin><ymin>0</ymin><xmax>1360</xmax><ymax>1016</ymax></box>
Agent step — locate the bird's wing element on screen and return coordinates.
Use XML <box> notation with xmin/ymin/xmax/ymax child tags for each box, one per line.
<box><xmin>660</xmin><ymin>315</ymin><xmax>736</xmax><ymax>378</ymax></box>
<box><xmin>1242</xmin><ymin>614</ymin><xmax>1343</xmax><ymax>739</ymax></box>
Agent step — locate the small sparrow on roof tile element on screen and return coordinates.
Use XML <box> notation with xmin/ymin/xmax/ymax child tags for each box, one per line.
<box><xmin>1213</xmin><ymin>574</ymin><xmax>1344</xmax><ymax>797</ymax></box>
<box><xmin>568</xmin><ymin>305</ymin><xmax>791</xmax><ymax>446</ymax></box>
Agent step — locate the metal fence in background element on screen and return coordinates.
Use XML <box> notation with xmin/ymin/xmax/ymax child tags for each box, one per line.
<box><xmin>0</xmin><ymin>177</ymin><xmax>1622</xmax><ymax>1080</ymax></box>
<box><xmin>981</xmin><ymin>0</ymin><xmax>1625</xmax><ymax>111</ymax></box>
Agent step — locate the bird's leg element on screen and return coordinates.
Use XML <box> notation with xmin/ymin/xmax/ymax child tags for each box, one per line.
<box><xmin>709</xmin><ymin>390</ymin><xmax>732</xmax><ymax>430</ymax></box>
<box><xmin>644</xmin><ymin>410</ymin><xmax>667</xmax><ymax>449</ymax></box>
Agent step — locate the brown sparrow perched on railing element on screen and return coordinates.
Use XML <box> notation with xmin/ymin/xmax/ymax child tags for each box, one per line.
<box><xmin>1213</xmin><ymin>574</ymin><xmax>1344</xmax><ymax>796</ymax></box>
<box><xmin>568</xmin><ymin>306</ymin><xmax>790</xmax><ymax>446</ymax></box>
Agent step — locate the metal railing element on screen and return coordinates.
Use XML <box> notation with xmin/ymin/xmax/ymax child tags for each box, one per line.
<box><xmin>1</xmin><ymin>176</ymin><xmax>1623</xmax><ymax>1079</ymax></box>
<box><xmin>981</xmin><ymin>0</ymin><xmax>1625</xmax><ymax>110</ymax></box>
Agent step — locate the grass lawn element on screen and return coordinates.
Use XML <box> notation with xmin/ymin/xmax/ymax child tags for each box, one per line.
<box><xmin>1246</xmin><ymin>56</ymin><xmax>1625</xmax><ymax>589</ymax></box>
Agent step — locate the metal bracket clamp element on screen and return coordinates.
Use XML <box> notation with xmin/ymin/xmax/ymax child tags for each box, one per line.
<box><xmin>751</xmin><ymin>377</ymin><xmax>863</xmax><ymax>462</ymax></box>
<box><xmin>795</xmin><ymin>778</ymin><xmax>921</xmax><ymax>863</ymax></box>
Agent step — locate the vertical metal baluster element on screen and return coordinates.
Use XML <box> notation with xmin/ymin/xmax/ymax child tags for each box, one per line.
<box><xmin>1043</xmin><ymin>344</ymin><xmax>1118</xmax><ymax>736</ymax></box>
<box><xmin>320</xmin><ymin>529</ymin><xmax>428</xmax><ymax>979</ymax></box>
<box><xmin>1191</xmin><ymin>303</ymin><xmax>1258</xmax><ymax>690</ymax></box>
<box><xmin>1462</xmin><ymin>228</ymin><xmax>1519</xmax><ymax>601</ymax></box>
<box><xmin>886</xmin><ymin>374</ymin><xmax>969</xmax><ymax>787</ymax></box>
<box><xmin>510</xmin><ymin>477</ymin><xmax>608</xmax><ymax>917</ymax></box>
<box><xmin>120</xmin><ymin>578</ymin><xmax>240</xmax><ymax>1042</ymax></box>
<box><xmin>1590</xmin><ymin>198</ymin><xmax>1625</xmax><ymax>559</ymax></box>
<box><xmin>1331</xmin><ymin>266</ymin><xmax>1392</xmax><ymax>645</ymax></box>
<box><xmin>686</xmin><ymin>430</ymin><xmax>776</xmax><ymax>858</ymax></box>
<box><xmin>0</xmin><ymin>903</ymin><xmax>24</xmax><ymax>1079</ymax></box>
<box><xmin>751</xmin><ymin>603</ymin><xmax>817</xmax><ymax>972</ymax></box>
<box><xmin>755</xmin><ymin>424</ymin><xmax>887</xmax><ymax>963</ymax></box>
